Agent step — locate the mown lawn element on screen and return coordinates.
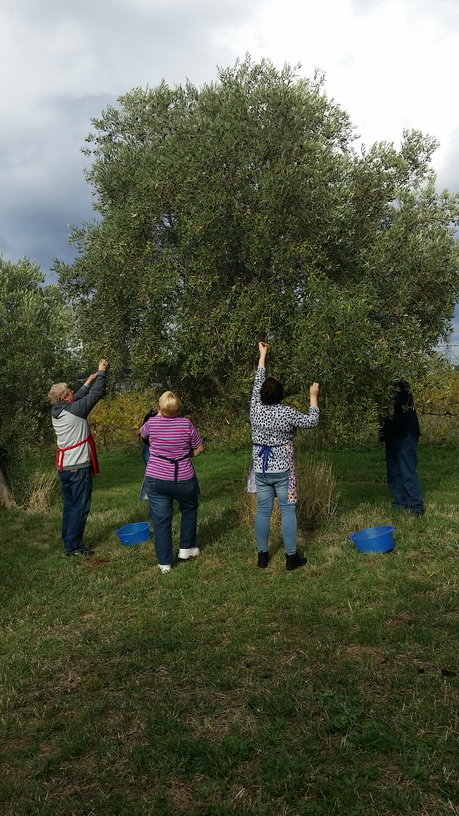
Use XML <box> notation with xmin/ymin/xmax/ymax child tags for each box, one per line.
<box><xmin>1</xmin><ymin>444</ymin><xmax>458</xmax><ymax>816</ymax></box>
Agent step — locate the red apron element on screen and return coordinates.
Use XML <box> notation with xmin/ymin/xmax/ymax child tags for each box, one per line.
<box><xmin>56</xmin><ymin>433</ymin><xmax>99</xmax><ymax>474</ymax></box>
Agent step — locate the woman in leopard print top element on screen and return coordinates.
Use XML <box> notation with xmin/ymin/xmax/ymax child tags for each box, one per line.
<box><xmin>250</xmin><ymin>342</ymin><xmax>319</xmax><ymax>571</ymax></box>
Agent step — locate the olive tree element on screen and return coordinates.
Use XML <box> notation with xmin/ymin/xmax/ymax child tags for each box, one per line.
<box><xmin>57</xmin><ymin>58</ymin><xmax>459</xmax><ymax>434</ymax></box>
<box><xmin>0</xmin><ymin>257</ymin><xmax>74</xmax><ymax>502</ymax></box>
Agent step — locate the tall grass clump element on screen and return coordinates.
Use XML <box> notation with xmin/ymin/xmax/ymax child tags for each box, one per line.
<box><xmin>295</xmin><ymin>452</ymin><xmax>339</xmax><ymax>523</ymax></box>
<box><xmin>241</xmin><ymin>452</ymin><xmax>338</xmax><ymax>530</ymax></box>
<box><xmin>22</xmin><ymin>467</ymin><xmax>59</xmax><ymax>513</ymax></box>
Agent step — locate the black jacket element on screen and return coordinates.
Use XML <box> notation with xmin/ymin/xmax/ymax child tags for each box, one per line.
<box><xmin>380</xmin><ymin>380</ymin><xmax>420</xmax><ymax>442</ymax></box>
<box><xmin>142</xmin><ymin>410</ymin><xmax>156</xmax><ymax>446</ymax></box>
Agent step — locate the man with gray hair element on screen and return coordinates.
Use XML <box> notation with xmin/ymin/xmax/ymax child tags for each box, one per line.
<box><xmin>48</xmin><ymin>359</ymin><xmax>109</xmax><ymax>556</ymax></box>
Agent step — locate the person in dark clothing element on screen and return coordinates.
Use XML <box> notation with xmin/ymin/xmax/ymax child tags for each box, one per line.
<box><xmin>380</xmin><ymin>380</ymin><xmax>424</xmax><ymax>516</ymax></box>
<box><xmin>48</xmin><ymin>359</ymin><xmax>109</xmax><ymax>555</ymax></box>
<box><xmin>141</xmin><ymin>409</ymin><xmax>156</xmax><ymax>466</ymax></box>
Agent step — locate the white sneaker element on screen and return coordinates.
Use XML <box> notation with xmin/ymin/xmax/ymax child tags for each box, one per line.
<box><xmin>158</xmin><ymin>564</ymin><xmax>172</xmax><ymax>573</ymax></box>
<box><xmin>178</xmin><ymin>547</ymin><xmax>200</xmax><ymax>560</ymax></box>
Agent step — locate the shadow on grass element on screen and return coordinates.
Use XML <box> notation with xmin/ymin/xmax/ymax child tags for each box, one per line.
<box><xmin>87</xmin><ymin>502</ymin><xmax>242</xmax><ymax>557</ymax></box>
<box><xmin>196</xmin><ymin>506</ymin><xmax>241</xmax><ymax>551</ymax></box>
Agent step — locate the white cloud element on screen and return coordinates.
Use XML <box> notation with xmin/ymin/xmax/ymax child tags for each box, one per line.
<box><xmin>224</xmin><ymin>0</ymin><xmax>459</xmax><ymax>177</ymax></box>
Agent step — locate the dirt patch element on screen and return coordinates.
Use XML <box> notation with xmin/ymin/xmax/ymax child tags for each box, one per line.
<box><xmin>384</xmin><ymin>610</ymin><xmax>415</xmax><ymax>628</ymax></box>
<box><xmin>85</xmin><ymin>556</ymin><xmax>111</xmax><ymax>568</ymax></box>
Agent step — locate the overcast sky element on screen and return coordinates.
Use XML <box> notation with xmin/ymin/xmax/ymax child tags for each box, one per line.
<box><xmin>1</xmin><ymin>0</ymin><xmax>459</xmax><ymax>343</ymax></box>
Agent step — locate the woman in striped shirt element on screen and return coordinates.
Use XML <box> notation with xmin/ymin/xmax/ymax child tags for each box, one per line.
<box><xmin>140</xmin><ymin>391</ymin><xmax>205</xmax><ymax>573</ymax></box>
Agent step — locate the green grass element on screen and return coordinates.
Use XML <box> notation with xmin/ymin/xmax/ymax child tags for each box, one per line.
<box><xmin>1</xmin><ymin>445</ymin><xmax>458</xmax><ymax>816</ymax></box>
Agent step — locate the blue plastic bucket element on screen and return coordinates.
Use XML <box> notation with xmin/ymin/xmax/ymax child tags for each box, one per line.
<box><xmin>116</xmin><ymin>522</ymin><xmax>150</xmax><ymax>546</ymax></box>
<box><xmin>349</xmin><ymin>525</ymin><xmax>395</xmax><ymax>553</ymax></box>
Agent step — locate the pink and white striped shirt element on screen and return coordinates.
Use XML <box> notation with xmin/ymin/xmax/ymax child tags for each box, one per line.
<box><xmin>140</xmin><ymin>415</ymin><xmax>203</xmax><ymax>481</ymax></box>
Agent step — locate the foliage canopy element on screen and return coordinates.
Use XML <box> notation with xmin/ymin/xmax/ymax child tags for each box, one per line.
<box><xmin>57</xmin><ymin>58</ymin><xmax>459</xmax><ymax>433</ymax></box>
<box><xmin>0</xmin><ymin>256</ymin><xmax>73</xmax><ymax>495</ymax></box>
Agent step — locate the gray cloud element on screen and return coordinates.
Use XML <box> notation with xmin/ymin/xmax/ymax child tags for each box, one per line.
<box><xmin>0</xmin><ymin>91</ymin><xmax>113</xmax><ymax>275</ymax></box>
<box><xmin>0</xmin><ymin>0</ymin><xmax>265</xmax><ymax>277</ymax></box>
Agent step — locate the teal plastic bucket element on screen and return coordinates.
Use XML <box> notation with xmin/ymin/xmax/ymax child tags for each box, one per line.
<box><xmin>116</xmin><ymin>522</ymin><xmax>150</xmax><ymax>546</ymax></box>
<box><xmin>349</xmin><ymin>525</ymin><xmax>395</xmax><ymax>553</ymax></box>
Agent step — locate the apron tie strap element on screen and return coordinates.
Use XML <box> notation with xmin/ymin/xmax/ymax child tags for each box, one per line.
<box><xmin>56</xmin><ymin>433</ymin><xmax>99</xmax><ymax>474</ymax></box>
<box><xmin>153</xmin><ymin>453</ymin><xmax>190</xmax><ymax>481</ymax></box>
<box><xmin>254</xmin><ymin>443</ymin><xmax>282</xmax><ymax>475</ymax></box>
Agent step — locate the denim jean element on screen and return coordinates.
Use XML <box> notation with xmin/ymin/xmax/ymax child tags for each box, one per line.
<box><xmin>145</xmin><ymin>475</ymin><xmax>199</xmax><ymax>565</ymax></box>
<box><xmin>254</xmin><ymin>470</ymin><xmax>297</xmax><ymax>555</ymax></box>
<box><xmin>142</xmin><ymin>445</ymin><xmax>150</xmax><ymax>466</ymax></box>
<box><xmin>58</xmin><ymin>466</ymin><xmax>93</xmax><ymax>553</ymax></box>
<box><xmin>385</xmin><ymin>434</ymin><xmax>424</xmax><ymax>512</ymax></box>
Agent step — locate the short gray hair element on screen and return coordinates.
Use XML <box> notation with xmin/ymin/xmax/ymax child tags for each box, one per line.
<box><xmin>48</xmin><ymin>383</ymin><xmax>71</xmax><ymax>404</ymax></box>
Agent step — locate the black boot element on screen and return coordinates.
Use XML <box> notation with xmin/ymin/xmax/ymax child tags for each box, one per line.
<box><xmin>258</xmin><ymin>551</ymin><xmax>269</xmax><ymax>568</ymax></box>
<box><xmin>286</xmin><ymin>552</ymin><xmax>307</xmax><ymax>571</ymax></box>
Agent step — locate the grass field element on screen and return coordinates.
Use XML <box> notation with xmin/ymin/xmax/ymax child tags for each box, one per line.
<box><xmin>1</xmin><ymin>444</ymin><xmax>458</xmax><ymax>816</ymax></box>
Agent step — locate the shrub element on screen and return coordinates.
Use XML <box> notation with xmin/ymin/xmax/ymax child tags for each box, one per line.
<box><xmin>89</xmin><ymin>391</ymin><xmax>253</xmax><ymax>453</ymax></box>
<box><xmin>414</xmin><ymin>359</ymin><xmax>459</xmax><ymax>445</ymax></box>
<box><xmin>89</xmin><ymin>389</ymin><xmax>157</xmax><ymax>450</ymax></box>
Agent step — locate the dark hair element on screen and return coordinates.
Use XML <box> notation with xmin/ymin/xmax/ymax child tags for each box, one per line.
<box><xmin>260</xmin><ymin>377</ymin><xmax>284</xmax><ymax>405</ymax></box>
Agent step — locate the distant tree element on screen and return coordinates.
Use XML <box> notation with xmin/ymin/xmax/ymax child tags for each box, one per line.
<box><xmin>0</xmin><ymin>257</ymin><xmax>75</xmax><ymax>503</ymax></box>
<box><xmin>57</xmin><ymin>57</ymin><xmax>459</xmax><ymax>434</ymax></box>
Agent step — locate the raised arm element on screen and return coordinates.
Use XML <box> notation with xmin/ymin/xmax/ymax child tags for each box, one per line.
<box><xmin>258</xmin><ymin>341</ymin><xmax>268</xmax><ymax>368</ymax></box>
<box><xmin>250</xmin><ymin>342</ymin><xmax>268</xmax><ymax>413</ymax></box>
<box><xmin>310</xmin><ymin>382</ymin><xmax>319</xmax><ymax>409</ymax></box>
<box><xmin>288</xmin><ymin>383</ymin><xmax>320</xmax><ymax>429</ymax></box>
<box><xmin>70</xmin><ymin>359</ymin><xmax>109</xmax><ymax>417</ymax></box>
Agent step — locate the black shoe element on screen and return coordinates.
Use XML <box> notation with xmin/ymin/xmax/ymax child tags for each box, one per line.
<box><xmin>258</xmin><ymin>551</ymin><xmax>269</xmax><ymax>568</ymax></box>
<box><xmin>66</xmin><ymin>549</ymin><xmax>94</xmax><ymax>557</ymax></box>
<box><xmin>286</xmin><ymin>552</ymin><xmax>307</xmax><ymax>571</ymax></box>
<box><xmin>407</xmin><ymin>508</ymin><xmax>425</xmax><ymax>517</ymax></box>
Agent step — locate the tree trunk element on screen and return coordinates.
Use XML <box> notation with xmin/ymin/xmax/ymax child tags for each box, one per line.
<box><xmin>0</xmin><ymin>466</ymin><xmax>16</xmax><ymax>508</ymax></box>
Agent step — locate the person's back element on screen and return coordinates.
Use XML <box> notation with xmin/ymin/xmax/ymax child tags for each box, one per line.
<box><xmin>251</xmin><ymin>401</ymin><xmax>311</xmax><ymax>445</ymax></box>
<box><xmin>250</xmin><ymin>363</ymin><xmax>319</xmax><ymax>475</ymax></box>
<box><xmin>381</xmin><ymin>380</ymin><xmax>424</xmax><ymax>517</ymax></box>
<box><xmin>140</xmin><ymin>391</ymin><xmax>205</xmax><ymax>573</ymax></box>
<box><xmin>48</xmin><ymin>359</ymin><xmax>108</xmax><ymax>556</ymax></box>
<box><xmin>143</xmin><ymin>415</ymin><xmax>199</xmax><ymax>482</ymax></box>
<box><xmin>249</xmin><ymin>342</ymin><xmax>319</xmax><ymax>571</ymax></box>
<box><xmin>382</xmin><ymin>380</ymin><xmax>420</xmax><ymax>441</ymax></box>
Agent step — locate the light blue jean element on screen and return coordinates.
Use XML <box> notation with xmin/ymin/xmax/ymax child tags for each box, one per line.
<box><xmin>254</xmin><ymin>470</ymin><xmax>297</xmax><ymax>555</ymax></box>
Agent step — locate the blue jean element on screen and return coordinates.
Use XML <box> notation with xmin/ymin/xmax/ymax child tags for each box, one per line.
<box><xmin>254</xmin><ymin>470</ymin><xmax>297</xmax><ymax>555</ymax></box>
<box><xmin>385</xmin><ymin>434</ymin><xmax>424</xmax><ymax>512</ymax></box>
<box><xmin>145</xmin><ymin>475</ymin><xmax>199</xmax><ymax>565</ymax></box>
<box><xmin>58</xmin><ymin>466</ymin><xmax>93</xmax><ymax>553</ymax></box>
